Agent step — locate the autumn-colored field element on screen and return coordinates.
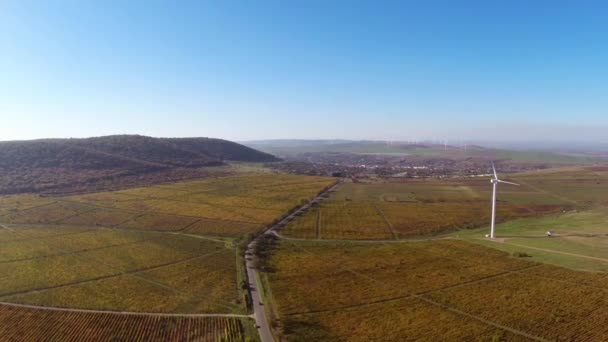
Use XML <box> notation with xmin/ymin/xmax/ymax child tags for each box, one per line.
<box><xmin>0</xmin><ymin>172</ymin><xmax>334</xmax><ymax>337</ymax></box>
<box><xmin>281</xmin><ymin>168</ymin><xmax>608</xmax><ymax>240</ymax></box>
<box><xmin>0</xmin><ymin>304</ymin><xmax>248</xmax><ymax>341</ymax></box>
<box><xmin>0</xmin><ymin>174</ymin><xmax>335</xmax><ymax>238</ymax></box>
<box><xmin>264</xmin><ymin>239</ymin><xmax>608</xmax><ymax>341</ymax></box>
<box><xmin>0</xmin><ymin>226</ymin><xmax>241</xmax><ymax>314</ymax></box>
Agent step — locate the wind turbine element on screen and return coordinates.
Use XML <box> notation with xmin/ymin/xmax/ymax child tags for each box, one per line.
<box><xmin>488</xmin><ymin>162</ymin><xmax>519</xmax><ymax>239</ymax></box>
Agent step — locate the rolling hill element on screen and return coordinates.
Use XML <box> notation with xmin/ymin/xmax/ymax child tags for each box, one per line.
<box><xmin>0</xmin><ymin>135</ymin><xmax>280</xmax><ymax>194</ymax></box>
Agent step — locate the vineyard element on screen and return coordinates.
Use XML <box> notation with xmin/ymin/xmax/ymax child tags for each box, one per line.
<box><xmin>0</xmin><ymin>304</ymin><xmax>249</xmax><ymax>341</ymax></box>
<box><xmin>282</xmin><ymin>176</ymin><xmax>571</xmax><ymax>240</ymax></box>
<box><xmin>0</xmin><ymin>227</ymin><xmax>241</xmax><ymax>314</ymax></box>
<box><xmin>282</xmin><ymin>297</ymin><xmax>525</xmax><ymax>342</ymax></box>
<box><xmin>5</xmin><ymin>167</ymin><xmax>607</xmax><ymax>340</ymax></box>
<box><xmin>265</xmin><ymin>239</ymin><xmax>608</xmax><ymax>341</ymax></box>
<box><xmin>0</xmin><ymin>173</ymin><xmax>336</xmax><ymax>340</ymax></box>
<box><xmin>0</xmin><ymin>174</ymin><xmax>335</xmax><ymax>238</ymax></box>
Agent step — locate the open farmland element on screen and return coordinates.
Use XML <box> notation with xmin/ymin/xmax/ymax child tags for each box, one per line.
<box><xmin>456</xmin><ymin>208</ymin><xmax>608</xmax><ymax>272</ymax></box>
<box><xmin>0</xmin><ymin>173</ymin><xmax>335</xmax><ymax>319</ymax></box>
<box><xmin>263</xmin><ymin>239</ymin><xmax>608</xmax><ymax>341</ymax></box>
<box><xmin>0</xmin><ymin>226</ymin><xmax>241</xmax><ymax>314</ymax></box>
<box><xmin>0</xmin><ymin>303</ymin><xmax>250</xmax><ymax>341</ymax></box>
<box><xmin>509</xmin><ymin>166</ymin><xmax>608</xmax><ymax>206</ymax></box>
<box><xmin>0</xmin><ymin>173</ymin><xmax>336</xmax><ymax>238</ymax></box>
<box><xmin>444</xmin><ymin>166</ymin><xmax>608</xmax><ymax>272</ymax></box>
<box><xmin>282</xmin><ymin>176</ymin><xmax>568</xmax><ymax>240</ymax></box>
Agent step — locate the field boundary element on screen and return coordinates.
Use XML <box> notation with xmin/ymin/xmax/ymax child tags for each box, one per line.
<box><xmin>516</xmin><ymin>180</ymin><xmax>578</xmax><ymax>205</ymax></box>
<box><xmin>497</xmin><ymin>240</ymin><xmax>608</xmax><ymax>263</ymax></box>
<box><xmin>0</xmin><ymin>223</ymin><xmax>14</xmax><ymax>232</ymax></box>
<box><xmin>414</xmin><ymin>294</ymin><xmax>548</xmax><ymax>342</ymax></box>
<box><xmin>1</xmin><ymin>250</ymin><xmax>226</xmax><ymax>300</ymax></box>
<box><xmin>373</xmin><ymin>203</ymin><xmax>398</xmax><ymax>240</ymax></box>
<box><xmin>54</xmin><ymin>199</ymin><xmax>263</xmax><ymax>225</ymax></box>
<box><xmin>0</xmin><ymin>236</ymin><xmax>156</xmax><ymax>265</ymax></box>
<box><xmin>0</xmin><ymin>201</ymin><xmax>59</xmax><ymax>219</ymax></box>
<box><xmin>0</xmin><ymin>228</ymin><xmax>98</xmax><ymax>245</ymax></box>
<box><xmin>316</xmin><ymin>208</ymin><xmax>321</xmax><ymax>240</ymax></box>
<box><xmin>0</xmin><ymin>302</ymin><xmax>252</xmax><ymax>318</ymax></box>
<box><xmin>280</xmin><ymin>239</ymin><xmax>548</xmax><ymax>341</ymax></box>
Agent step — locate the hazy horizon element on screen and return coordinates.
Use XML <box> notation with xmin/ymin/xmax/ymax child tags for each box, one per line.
<box><xmin>3</xmin><ymin>133</ymin><xmax>608</xmax><ymax>153</ymax></box>
<box><xmin>2</xmin><ymin>1</ymin><xmax>607</xmax><ymax>142</ymax></box>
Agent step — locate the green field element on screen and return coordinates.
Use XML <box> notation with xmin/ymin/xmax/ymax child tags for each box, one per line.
<box><xmin>455</xmin><ymin>209</ymin><xmax>608</xmax><ymax>272</ymax></box>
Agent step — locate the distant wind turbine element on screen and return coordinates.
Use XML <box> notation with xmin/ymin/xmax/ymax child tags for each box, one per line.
<box><xmin>488</xmin><ymin>162</ymin><xmax>519</xmax><ymax>239</ymax></box>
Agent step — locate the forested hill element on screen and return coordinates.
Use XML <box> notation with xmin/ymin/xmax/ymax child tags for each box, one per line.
<box><xmin>0</xmin><ymin>135</ymin><xmax>280</xmax><ymax>194</ymax></box>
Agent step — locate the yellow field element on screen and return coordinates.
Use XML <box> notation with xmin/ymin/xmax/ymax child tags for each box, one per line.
<box><xmin>265</xmin><ymin>239</ymin><xmax>608</xmax><ymax>341</ymax></box>
<box><xmin>0</xmin><ymin>174</ymin><xmax>335</xmax><ymax>238</ymax></box>
<box><xmin>282</xmin><ymin>169</ymin><xmax>599</xmax><ymax>240</ymax></box>
<box><xmin>0</xmin><ymin>173</ymin><xmax>335</xmax><ymax>317</ymax></box>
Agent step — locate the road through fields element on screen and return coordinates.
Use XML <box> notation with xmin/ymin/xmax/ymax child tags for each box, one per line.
<box><xmin>246</xmin><ymin>181</ymin><xmax>339</xmax><ymax>342</ymax></box>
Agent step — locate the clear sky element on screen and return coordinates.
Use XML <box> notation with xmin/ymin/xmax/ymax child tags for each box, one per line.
<box><xmin>1</xmin><ymin>1</ymin><xmax>607</xmax><ymax>142</ymax></box>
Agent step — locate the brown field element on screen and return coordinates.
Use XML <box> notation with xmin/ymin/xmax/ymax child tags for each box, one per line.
<box><xmin>118</xmin><ymin>213</ymin><xmax>199</xmax><ymax>232</ymax></box>
<box><xmin>0</xmin><ymin>174</ymin><xmax>336</xmax><ymax>238</ymax></box>
<box><xmin>0</xmin><ymin>303</ymin><xmax>248</xmax><ymax>341</ymax></box>
<box><xmin>182</xmin><ymin>218</ymin><xmax>262</xmax><ymax>238</ymax></box>
<box><xmin>283</xmin><ymin>297</ymin><xmax>526</xmax><ymax>342</ymax></box>
<box><xmin>0</xmin><ymin>226</ymin><xmax>240</xmax><ymax>314</ymax></box>
<box><xmin>281</xmin><ymin>170</ymin><xmax>594</xmax><ymax>240</ymax></box>
<box><xmin>0</xmin><ymin>172</ymin><xmax>335</xmax><ymax>329</ymax></box>
<box><xmin>312</xmin><ymin>202</ymin><xmax>393</xmax><ymax>240</ymax></box>
<box><xmin>283</xmin><ymin>198</ymin><xmax>563</xmax><ymax>240</ymax></box>
<box><xmin>1</xmin><ymin>202</ymin><xmax>92</xmax><ymax>225</ymax></box>
<box><xmin>9</xmin><ymin>250</ymin><xmax>240</xmax><ymax>313</ymax></box>
<box><xmin>264</xmin><ymin>238</ymin><xmax>608</xmax><ymax>341</ymax></box>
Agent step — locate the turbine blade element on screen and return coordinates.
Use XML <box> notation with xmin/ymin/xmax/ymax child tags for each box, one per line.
<box><xmin>491</xmin><ymin>162</ymin><xmax>498</xmax><ymax>179</ymax></box>
<box><xmin>497</xmin><ymin>180</ymin><xmax>520</xmax><ymax>186</ymax></box>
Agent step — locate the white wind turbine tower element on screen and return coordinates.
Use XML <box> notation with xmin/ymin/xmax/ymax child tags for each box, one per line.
<box><xmin>488</xmin><ymin>162</ymin><xmax>520</xmax><ymax>239</ymax></box>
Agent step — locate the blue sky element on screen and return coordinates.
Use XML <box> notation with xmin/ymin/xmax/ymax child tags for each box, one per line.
<box><xmin>1</xmin><ymin>1</ymin><xmax>607</xmax><ymax>142</ymax></box>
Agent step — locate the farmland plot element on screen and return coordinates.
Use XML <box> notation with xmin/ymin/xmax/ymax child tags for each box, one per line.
<box><xmin>1</xmin><ymin>174</ymin><xmax>335</xmax><ymax>238</ymax></box>
<box><xmin>265</xmin><ymin>238</ymin><xmax>608</xmax><ymax>341</ymax></box>
<box><xmin>281</xmin><ymin>174</ymin><xmax>569</xmax><ymax>240</ymax></box>
<box><xmin>58</xmin><ymin>207</ymin><xmax>139</xmax><ymax>227</ymax></box>
<box><xmin>283</xmin><ymin>297</ymin><xmax>525</xmax><ymax>342</ymax></box>
<box><xmin>0</xmin><ymin>227</ymin><xmax>238</xmax><ymax>314</ymax></box>
<box><xmin>0</xmin><ymin>304</ymin><xmax>247</xmax><ymax>342</ymax></box>
<box><xmin>318</xmin><ymin>203</ymin><xmax>393</xmax><ymax>240</ymax></box>
<box><xmin>282</xmin><ymin>207</ymin><xmax>319</xmax><ymax>239</ymax></box>
<box><xmin>182</xmin><ymin>218</ymin><xmax>261</xmax><ymax>237</ymax></box>
<box><xmin>426</xmin><ymin>272</ymin><xmax>608</xmax><ymax>341</ymax></box>
<box><xmin>8</xmin><ymin>250</ymin><xmax>240</xmax><ymax>314</ymax></box>
<box><xmin>1</xmin><ymin>202</ymin><xmax>93</xmax><ymax>225</ymax></box>
<box><xmin>0</xmin><ymin>195</ymin><xmax>54</xmax><ymax>216</ymax></box>
<box><xmin>0</xmin><ymin>173</ymin><xmax>335</xmax><ymax>321</ymax></box>
<box><xmin>117</xmin><ymin>212</ymin><xmax>199</xmax><ymax>232</ymax></box>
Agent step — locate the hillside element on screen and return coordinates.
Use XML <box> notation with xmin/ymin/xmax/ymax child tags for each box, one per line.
<box><xmin>0</xmin><ymin>135</ymin><xmax>279</xmax><ymax>194</ymax></box>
